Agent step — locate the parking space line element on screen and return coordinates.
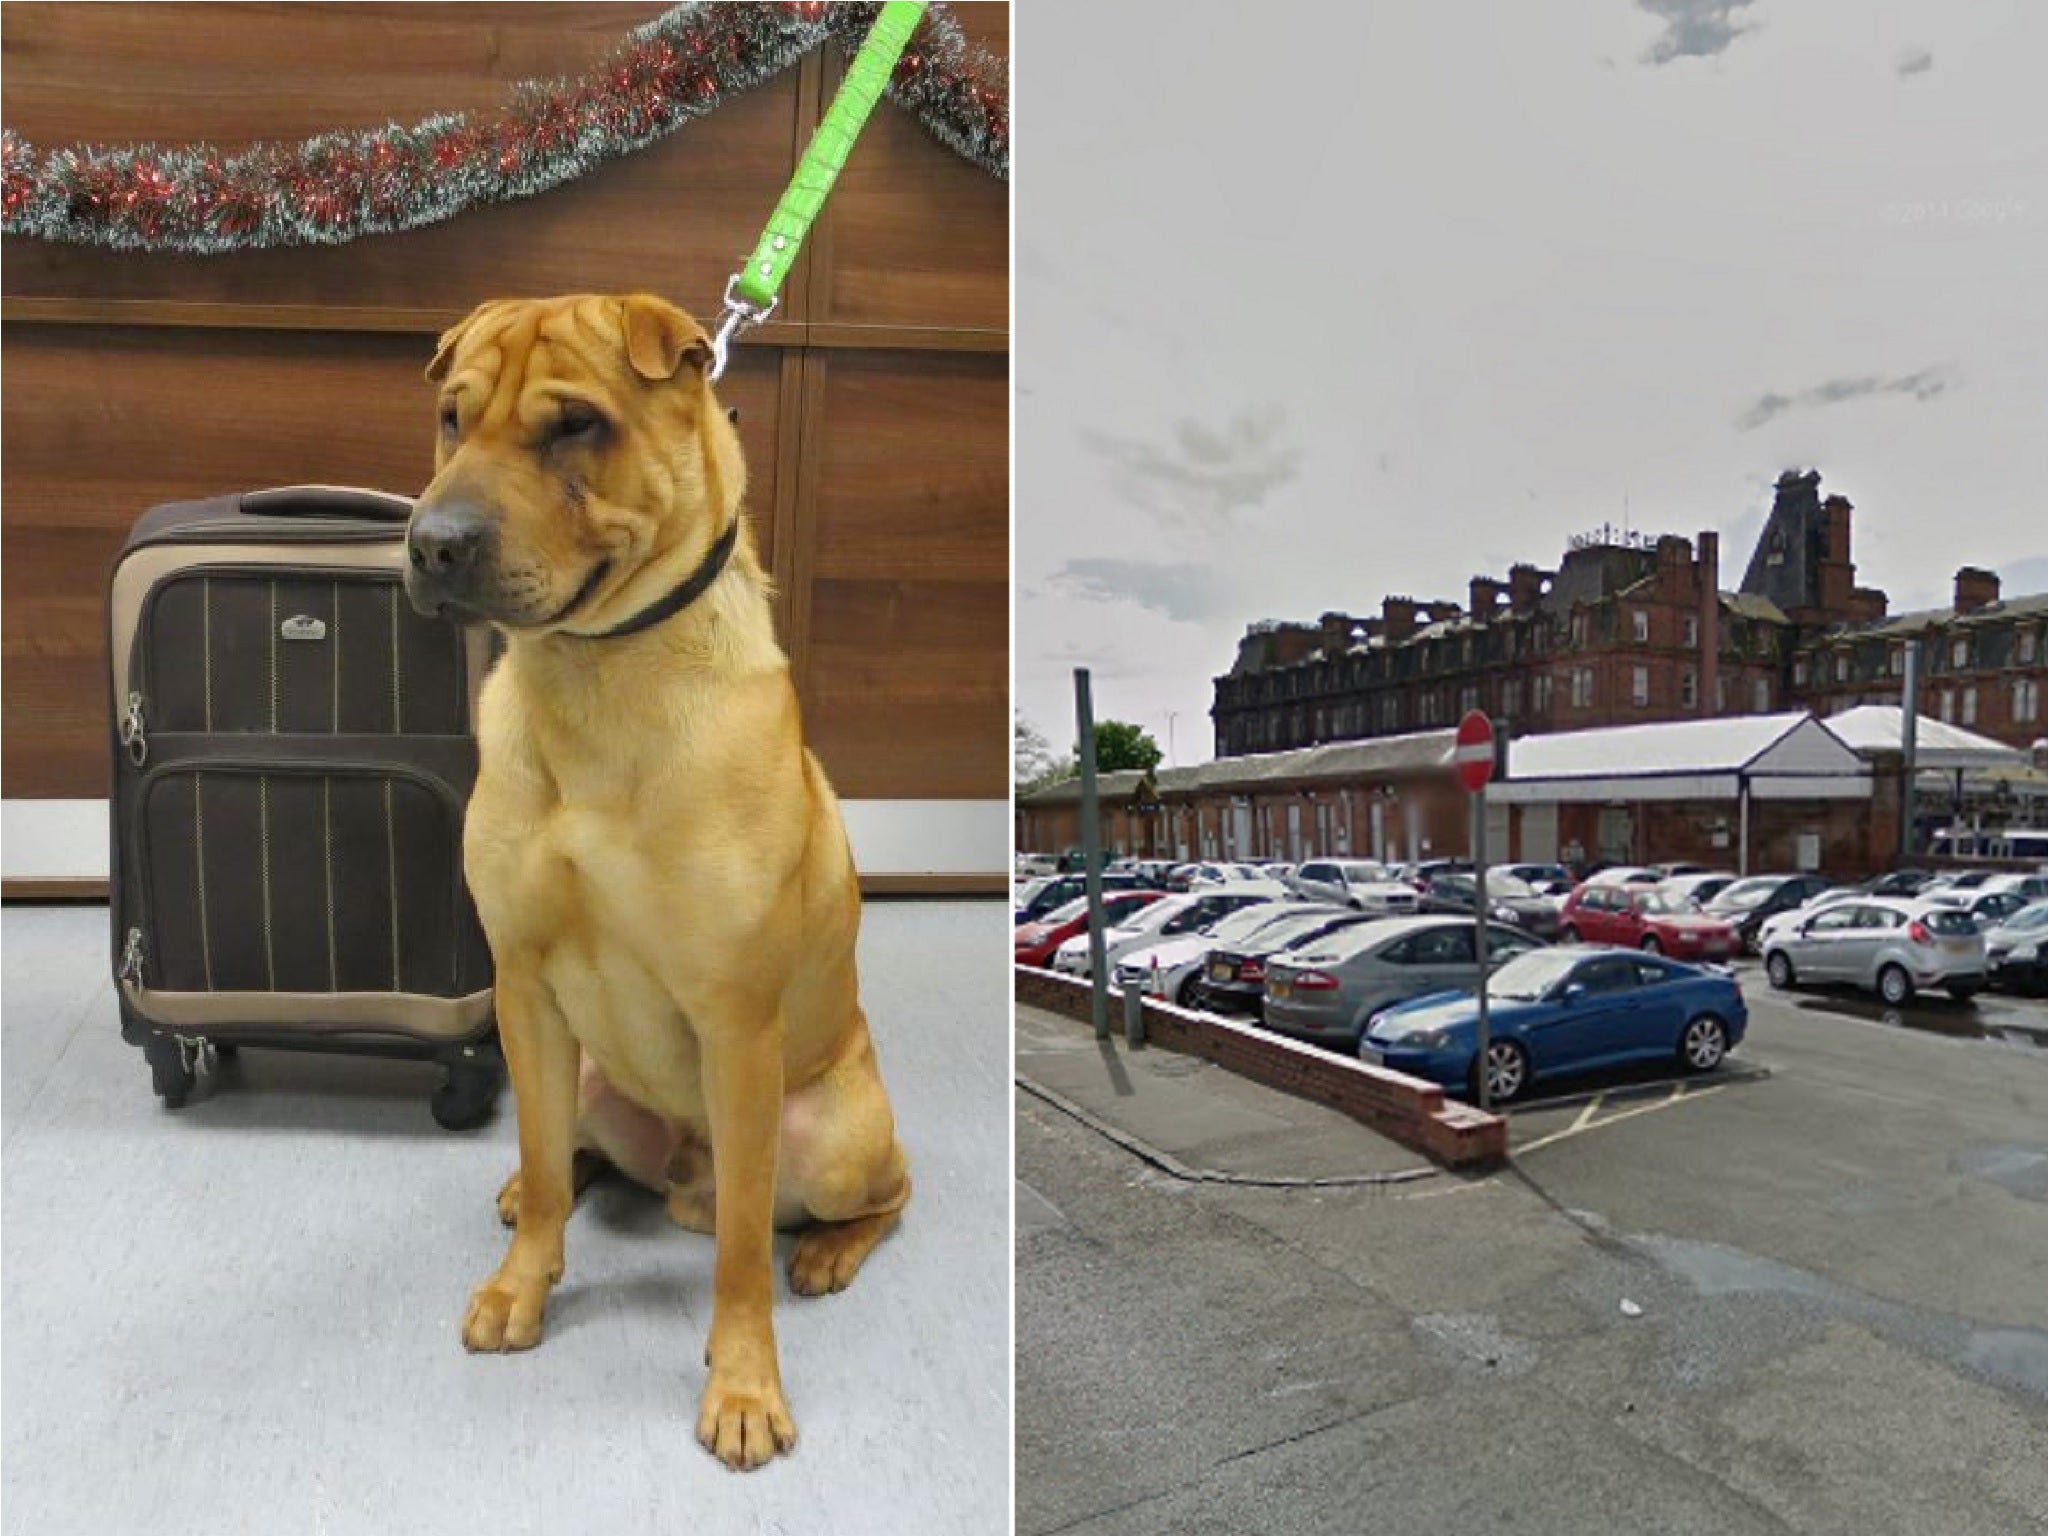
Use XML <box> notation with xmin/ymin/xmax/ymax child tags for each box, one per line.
<box><xmin>1567</xmin><ymin>1093</ymin><xmax>1605</xmax><ymax>1135</ymax></box>
<box><xmin>1516</xmin><ymin>1082</ymin><xmax>1727</xmax><ymax>1155</ymax></box>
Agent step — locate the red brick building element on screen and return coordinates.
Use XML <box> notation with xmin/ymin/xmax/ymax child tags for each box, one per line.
<box><xmin>1210</xmin><ymin>469</ymin><xmax>2048</xmax><ymax>757</ymax></box>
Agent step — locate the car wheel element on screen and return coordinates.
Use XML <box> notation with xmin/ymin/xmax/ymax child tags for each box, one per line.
<box><xmin>1560</xmin><ymin>925</ymin><xmax>1580</xmax><ymax>944</ymax></box>
<box><xmin>1679</xmin><ymin>1014</ymin><xmax>1728</xmax><ymax>1073</ymax></box>
<box><xmin>1765</xmin><ymin>951</ymin><xmax>1795</xmax><ymax>990</ymax></box>
<box><xmin>1878</xmin><ymin>964</ymin><xmax>1913</xmax><ymax>1007</ymax></box>
<box><xmin>1175</xmin><ymin>975</ymin><xmax>1201</xmax><ymax>1009</ymax></box>
<box><xmin>1473</xmin><ymin>1038</ymin><xmax>1529</xmax><ymax>1106</ymax></box>
<box><xmin>1641</xmin><ymin>935</ymin><xmax>1662</xmax><ymax>954</ymax></box>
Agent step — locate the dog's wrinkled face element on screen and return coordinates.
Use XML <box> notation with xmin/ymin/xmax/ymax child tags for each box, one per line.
<box><xmin>405</xmin><ymin>294</ymin><xmax>744</xmax><ymax>631</ymax></box>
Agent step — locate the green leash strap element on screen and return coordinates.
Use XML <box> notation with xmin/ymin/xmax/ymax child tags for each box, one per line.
<box><xmin>709</xmin><ymin>0</ymin><xmax>928</xmax><ymax>380</ymax></box>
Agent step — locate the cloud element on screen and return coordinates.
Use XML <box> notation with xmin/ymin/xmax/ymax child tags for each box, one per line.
<box><xmin>1896</xmin><ymin>46</ymin><xmax>1934</xmax><ymax>79</ymax></box>
<box><xmin>1637</xmin><ymin>0</ymin><xmax>1759</xmax><ymax>65</ymax></box>
<box><xmin>1082</xmin><ymin>409</ymin><xmax>1302</xmax><ymax>533</ymax></box>
<box><xmin>1044</xmin><ymin>559</ymin><xmax>1233</xmax><ymax>624</ymax></box>
<box><xmin>1736</xmin><ymin>367</ymin><xmax>1955</xmax><ymax>430</ymax></box>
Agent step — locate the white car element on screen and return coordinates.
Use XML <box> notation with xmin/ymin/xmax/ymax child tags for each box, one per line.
<box><xmin>1754</xmin><ymin>885</ymin><xmax>1859</xmax><ymax>947</ymax></box>
<box><xmin>1290</xmin><ymin>858</ymin><xmax>1422</xmax><ymax>916</ymax></box>
<box><xmin>1661</xmin><ymin>871</ymin><xmax>1739</xmax><ymax>910</ymax></box>
<box><xmin>1016</xmin><ymin>852</ymin><xmax>1059</xmax><ymax>878</ymax></box>
<box><xmin>1111</xmin><ymin>900</ymin><xmax>1311</xmax><ymax>1008</ymax></box>
<box><xmin>1585</xmin><ymin>865</ymin><xmax>1665</xmax><ymax>887</ymax></box>
<box><xmin>1049</xmin><ymin>883</ymin><xmax>1289</xmax><ymax>977</ymax></box>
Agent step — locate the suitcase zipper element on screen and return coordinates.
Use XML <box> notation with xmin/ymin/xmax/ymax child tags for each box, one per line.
<box><xmin>120</xmin><ymin>692</ymin><xmax>149</xmax><ymax>766</ymax></box>
<box><xmin>120</xmin><ymin>926</ymin><xmax>147</xmax><ymax>988</ymax></box>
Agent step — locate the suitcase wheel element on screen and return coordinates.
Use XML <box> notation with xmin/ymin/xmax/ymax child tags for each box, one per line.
<box><xmin>430</xmin><ymin>1045</ymin><xmax>504</xmax><ymax>1132</ymax></box>
<box><xmin>143</xmin><ymin>1034</ymin><xmax>197</xmax><ymax>1110</ymax></box>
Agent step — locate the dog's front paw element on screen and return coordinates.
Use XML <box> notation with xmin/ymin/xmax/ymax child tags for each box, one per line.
<box><xmin>696</xmin><ymin>1367</ymin><xmax>796</xmax><ymax>1470</ymax></box>
<box><xmin>461</xmin><ymin>1271</ymin><xmax>552</xmax><ymax>1352</ymax></box>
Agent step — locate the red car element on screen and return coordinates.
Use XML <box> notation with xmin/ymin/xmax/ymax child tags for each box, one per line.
<box><xmin>1558</xmin><ymin>884</ymin><xmax>1738</xmax><ymax>960</ymax></box>
<box><xmin>1014</xmin><ymin>890</ymin><xmax>1165</xmax><ymax>968</ymax></box>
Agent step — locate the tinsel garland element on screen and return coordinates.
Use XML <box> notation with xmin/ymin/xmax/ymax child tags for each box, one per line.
<box><xmin>0</xmin><ymin>1</ymin><xmax>1005</xmax><ymax>256</ymax></box>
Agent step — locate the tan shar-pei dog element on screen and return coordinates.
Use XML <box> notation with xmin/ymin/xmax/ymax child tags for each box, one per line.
<box><xmin>403</xmin><ymin>294</ymin><xmax>910</xmax><ymax>1470</ymax></box>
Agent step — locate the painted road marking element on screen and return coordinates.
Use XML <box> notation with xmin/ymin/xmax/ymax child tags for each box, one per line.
<box><xmin>1515</xmin><ymin>1082</ymin><xmax>1729</xmax><ymax>1156</ymax></box>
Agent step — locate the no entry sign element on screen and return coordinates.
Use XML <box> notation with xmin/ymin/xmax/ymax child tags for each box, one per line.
<box><xmin>1454</xmin><ymin>711</ymin><xmax>1496</xmax><ymax>794</ymax></box>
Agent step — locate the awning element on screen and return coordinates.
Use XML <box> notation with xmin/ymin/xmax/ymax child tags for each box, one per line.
<box><xmin>1491</xmin><ymin>712</ymin><xmax>1872</xmax><ymax>805</ymax></box>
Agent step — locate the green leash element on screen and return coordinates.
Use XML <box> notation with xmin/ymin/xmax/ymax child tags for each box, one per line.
<box><xmin>708</xmin><ymin>0</ymin><xmax>928</xmax><ymax>380</ymax></box>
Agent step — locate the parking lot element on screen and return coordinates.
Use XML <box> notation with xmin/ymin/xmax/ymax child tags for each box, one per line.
<box><xmin>1017</xmin><ymin>960</ymin><xmax>2048</xmax><ymax>1534</ymax></box>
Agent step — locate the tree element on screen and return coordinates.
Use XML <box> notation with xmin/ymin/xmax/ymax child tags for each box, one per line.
<box><xmin>1089</xmin><ymin>720</ymin><xmax>1163</xmax><ymax>774</ymax></box>
<box><xmin>1015</xmin><ymin>715</ymin><xmax>1075</xmax><ymax>793</ymax></box>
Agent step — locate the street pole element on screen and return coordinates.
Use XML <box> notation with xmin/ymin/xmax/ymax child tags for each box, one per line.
<box><xmin>1898</xmin><ymin>639</ymin><xmax>1921</xmax><ymax>867</ymax></box>
<box><xmin>1473</xmin><ymin>786</ymin><xmax>1491</xmax><ymax>1113</ymax></box>
<box><xmin>1074</xmin><ymin>668</ymin><xmax>1111</xmax><ymax>1039</ymax></box>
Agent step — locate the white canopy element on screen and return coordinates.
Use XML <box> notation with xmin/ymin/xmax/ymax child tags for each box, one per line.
<box><xmin>1822</xmin><ymin>704</ymin><xmax>2025</xmax><ymax>772</ymax></box>
<box><xmin>1491</xmin><ymin>712</ymin><xmax>1871</xmax><ymax>804</ymax></box>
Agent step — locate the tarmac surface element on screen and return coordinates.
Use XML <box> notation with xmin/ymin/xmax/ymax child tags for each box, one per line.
<box><xmin>1016</xmin><ymin>969</ymin><xmax>2048</xmax><ymax>1535</ymax></box>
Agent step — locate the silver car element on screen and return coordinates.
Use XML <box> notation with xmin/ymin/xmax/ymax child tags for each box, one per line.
<box><xmin>1290</xmin><ymin>858</ymin><xmax>1423</xmax><ymax>916</ymax></box>
<box><xmin>1762</xmin><ymin>896</ymin><xmax>1986</xmax><ymax>1005</ymax></box>
<box><xmin>1261</xmin><ymin>916</ymin><xmax>1544</xmax><ymax>1051</ymax></box>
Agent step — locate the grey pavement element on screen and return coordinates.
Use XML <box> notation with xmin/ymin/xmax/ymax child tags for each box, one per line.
<box><xmin>3</xmin><ymin>900</ymin><xmax>1010</xmax><ymax>1536</ymax></box>
<box><xmin>1018</xmin><ymin>971</ymin><xmax>2048</xmax><ymax>1536</ymax></box>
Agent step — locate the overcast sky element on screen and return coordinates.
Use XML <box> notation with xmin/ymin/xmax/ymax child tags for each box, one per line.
<box><xmin>1015</xmin><ymin>0</ymin><xmax>2048</xmax><ymax>768</ymax></box>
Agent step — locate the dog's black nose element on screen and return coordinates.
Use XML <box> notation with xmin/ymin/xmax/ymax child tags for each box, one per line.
<box><xmin>407</xmin><ymin>505</ymin><xmax>489</xmax><ymax>578</ymax></box>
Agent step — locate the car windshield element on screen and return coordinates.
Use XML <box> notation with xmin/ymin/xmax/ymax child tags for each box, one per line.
<box><xmin>1338</xmin><ymin>862</ymin><xmax>1392</xmax><ymax>882</ymax></box>
<box><xmin>1633</xmin><ymin>892</ymin><xmax>1683</xmax><ymax>914</ymax></box>
<box><xmin>1200</xmin><ymin>903</ymin><xmax>1290</xmax><ymax>942</ymax></box>
<box><xmin>1121</xmin><ymin>898</ymin><xmax>1190</xmax><ymax>934</ymax></box>
<box><xmin>1484</xmin><ymin>872</ymin><xmax>1538</xmax><ymax>899</ymax></box>
<box><xmin>1713</xmin><ymin>878</ymin><xmax>1782</xmax><ymax>910</ymax></box>
<box><xmin>1486</xmin><ymin>949</ymin><xmax>1585</xmax><ymax>1001</ymax></box>
<box><xmin>2005</xmin><ymin>902</ymin><xmax>2048</xmax><ymax>931</ymax></box>
<box><xmin>1041</xmin><ymin>896</ymin><xmax>1096</xmax><ymax>924</ymax></box>
<box><xmin>1242</xmin><ymin>910</ymin><xmax>1354</xmax><ymax>951</ymax></box>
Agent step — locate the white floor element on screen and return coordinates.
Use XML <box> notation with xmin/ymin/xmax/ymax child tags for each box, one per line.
<box><xmin>1</xmin><ymin>901</ymin><xmax>1009</xmax><ymax>1536</ymax></box>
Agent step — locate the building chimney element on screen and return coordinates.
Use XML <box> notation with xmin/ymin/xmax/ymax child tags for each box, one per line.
<box><xmin>1697</xmin><ymin>530</ymin><xmax>1720</xmax><ymax>717</ymax></box>
<box><xmin>1954</xmin><ymin>567</ymin><xmax>2001</xmax><ymax>613</ymax></box>
<box><xmin>1382</xmin><ymin>595</ymin><xmax>1417</xmax><ymax>643</ymax></box>
<box><xmin>1508</xmin><ymin>564</ymin><xmax>1545</xmax><ymax>611</ymax></box>
<box><xmin>1468</xmin><ymin>577</ymin><xmax>1502</xmax><ymax>622</ymax></box>
<box><xmin>1318</xmin><ymin>611</ymin><xmax>1356</xmax><ymax>658</ymax></box>
<box><xmin>1818</xmin><ymin>494</ymin><xmax>1856</xmax><ymax>615</ymax></box>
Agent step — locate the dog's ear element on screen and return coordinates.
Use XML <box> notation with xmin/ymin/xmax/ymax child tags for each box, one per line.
<box><xmin>425</xmin><ymin>301</ymin><xmax>500</xmax><ymax>384</ymax></box>
<box><xmin>620</xmin><ymin>294</ymin><xmax>713</xmax><ymax>382</ymax></box>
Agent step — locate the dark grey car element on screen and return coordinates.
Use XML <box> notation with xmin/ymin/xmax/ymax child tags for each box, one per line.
<box><xmin>1261</xmin><ymin>916</ymin><xmax>1544</xmax><ymax>1051</ymax></box>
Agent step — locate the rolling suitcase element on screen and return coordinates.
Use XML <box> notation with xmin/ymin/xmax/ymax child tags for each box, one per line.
<box><xmin>107</xmin><ymin>485</ymin><xmax>503</xmax><ymax>1128</ymax></box>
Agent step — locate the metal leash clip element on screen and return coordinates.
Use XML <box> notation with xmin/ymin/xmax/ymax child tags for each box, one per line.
<box><xmin>707</xmin><ymin>275</ymin><xmax>778</xmax><ymax>385</ymax></box>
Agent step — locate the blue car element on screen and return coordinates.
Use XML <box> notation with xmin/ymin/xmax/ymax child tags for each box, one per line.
<box><xmin>1358</xmin><ymin>945</ymin><xmax>1747</xmax><ymax>1105</ymax></box>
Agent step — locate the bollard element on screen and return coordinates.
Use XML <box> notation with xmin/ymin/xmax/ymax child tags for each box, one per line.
<box><xmin>1122</xmin><ymin>981</ymin><xmax>1146</xmax><ymax>1048</ymax></box>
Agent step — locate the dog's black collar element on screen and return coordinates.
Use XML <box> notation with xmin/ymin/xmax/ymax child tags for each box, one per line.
<box><xmin>575</xmin><ymin>518</ymin><xmax>739</xmax><ymax>641</ymax></box>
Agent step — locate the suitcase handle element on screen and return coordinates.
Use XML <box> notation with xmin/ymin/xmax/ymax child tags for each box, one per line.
<box><xmin>239</xmin><ymin>485</ymin><xmax>414</xmax><ymax>521</ymax></box>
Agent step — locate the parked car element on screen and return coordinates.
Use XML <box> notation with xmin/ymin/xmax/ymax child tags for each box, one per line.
<box><xmin>1701</xmin><ymin>873</ymin><xmax>1836</xmax><ymax>954</ymax></box>
<box><xmin>1660</xmin><ymin>871</ymin><xmax>1739</xmax><ymax>910</ymax></box>
<box><xmin>1499</xmin><ymin>862</ymin><xmax>1575</xmax><ymax>897</ymax></box>
<box><xmin>1651</xmin><ymin>862</ymin><xmax>1713</xmax><ymax>878</ymax></box>
<box><xmin>1049</xmin><ymin>883</ymin><xmax>1290</xmax><ymax>976</ymax></box>
<box><xmin>1016</xmin><ymin>852</ymin><xmax>1060</xmax><ymax>878</ymax></box>
<box><xmin>1984</xmin><ymin>900</ymin><xmax>2048</xmax><ymax>995</ymax></box>
<box><xmin>1262</xmin><ymin>917</ymin><xmax>1544</xmax><ymax>1051</ymax></box>
<box><xmin>1015</xmin><ymin>870</ymin><xmax>1146</xmax><ymax>926</ymax></box>
<box><xmin>1195</xmin><ymin>904</ymin><xmax>1375</xmax><ymax>1016</ymax></box>
<box><xmin>1923</xmin><ymin>887</ymin><xmax>2032</xmax><ymax>930</ymax></box>
<box><xmin>1762</xmin><ymin>897</ymin><xmax>1986</xmax><ymax>1005</ymax></box>
<box><xmin>1014</xmin><ymin>891</ymin><xmax>1165</xmax><ymax>968</ymax></box>
<box><xmin>1480</xmin><ymin>871</ymin><xmax>1566</xmax><ymax>939</ymax></box>
<box><xmin>1852</xmin><ymin>869</ymin><xmax>1938</xmax><ymax>898</ymax></box>
<box><xmin>1395</xmin><ymin>858</ymin><xmax>1472</xmax><ymax>890</ymax></box>
<box><xmin>1357</xmin><ymin>946</ymin><xmax>1747</xmax><ymax>1105</ymax></box>
<box><xmin>1755</xmin><ymin>886</ymin><xmax>1864</xmax><ymax>949</ymax></box>
<box><xmin>1415</xmin><ymin>872</ymin><xmax>1523</xmax><ymax>925</ymax></box>
<box><xmin>1558</xmin><ymin>884</ymin><xmax>1740</xmax><ymax>960</ymax></box>
<box><xmin>1974</xmin><ymin>871</ymin><xmax>2048</xmax><ymax>902</ymax></box>
<box><xmin>1582</xmin><ymin>865</ymin><xmax>1666</xmax><ymax>888</ymax></box>
<box><xmin>1289</xmin><ymin>859</ymin><xmax>1423</xmax><ymax>915</ymax></box>
<box><xmin>1113</xmin><ymin>900</ymin><xmax>1320</xmax><ymax>1008</ymax></box>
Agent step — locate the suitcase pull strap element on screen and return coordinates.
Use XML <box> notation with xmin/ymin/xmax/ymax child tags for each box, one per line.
<box><xmin>239</xmin><ymin>485</ymin><xmax>414</xmax><ymax>521</ymax></box>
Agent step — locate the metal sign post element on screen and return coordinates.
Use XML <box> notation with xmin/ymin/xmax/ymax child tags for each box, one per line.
<box><xmin>1898</xmin><ymin>639</ymin><xmax>1921</xmax><ymax>867</ymax></box>
<box><xmin>1454</xmin><ymin>712</ymin><xmax>1497</xmax><ymax>1111</ymax></box>
<box><xmin>1074</xmin><ymin>668</ymin><xmax>1111</xmax><ymax>1039</ymax></box>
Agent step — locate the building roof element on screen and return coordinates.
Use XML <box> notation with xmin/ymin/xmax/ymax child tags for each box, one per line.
<box><xmin>1017</xmin><ymin>727</ymin><xmax>1460</xmax><ymax>805</ymax></box>
<box><xmin>1821</xmin><ymin>704</ymin><xmax>2025</xmax><ymax>770</ymax></box>
<box><xmin>1828</xmin><ymin>589</ymin><xmax>2048</xmax><ymax>640</ymax></box>
<box><xmin>1492</xmin><ymin>711</ymin><xmax>1871</xmax><ymax>805</ymax></box>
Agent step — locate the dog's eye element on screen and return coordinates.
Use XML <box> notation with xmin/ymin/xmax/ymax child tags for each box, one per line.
<box><xmin>554</xmin><ymin>405</ymin><xmax>604</xmax><ymax>443</ymax></box>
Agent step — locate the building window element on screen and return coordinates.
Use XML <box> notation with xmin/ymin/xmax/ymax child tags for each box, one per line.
<box><xmin>1632</xmin><ymin>610</ymin><xmax>1649</xmax><ymax>644</ymax></box>
<box><xmin>1962</xmin><ymin>686</ymin><xmax>1978</xmax><ymax>725</ymax></box>
<box><xmin>1952</xmin><ymin>637</ymin><xmax>1970</xmax><ymax>669</ymax></box>
<box><xmin>2018</xmin><ymin>678</ymin><xmax>2041</xmax><ymax>722</ymax></box>
<box><xmin>1680</xmin><ymin>668</ymin><xmax>1698</xmax><ymax>709</ymax></box>
<box><xmin>1502</xmin><ymin>679</ymin><xmax>1522</xmax><ymax>717</ymax></box>
<box><xmin>1890</xmin><ymin>646</ymin><xmax>1904</xmax><ymax>677</ymax></box>
<box><xmin>1460</xmin><ymin>685</ymin><xmax>1478</xmax><ymax>714</ymax></box>
<box><xmin>1793</xmin><ymin>658</ymin><xmax>1809</xmax><ymax>686</ymax></box>
<box><xmin>1533</xmin><ymin>674</ymin><xmax>1552</xmax><ymax>714</ymax></box>
<box><xmin>1570</xmin><ymin>612</ymin><xmax>1587</xmax><ymax>646</ymax></box>
<box><xmin>1754</xmin><ymin>677</ymin><xmax>1770</xmax><ymax>712</ymax></box>
<box><xmin>2021</xmin><ymin>630</ymin><xmax>2040</xmax><ymax>664</ymax></box>
<box><xmin>1632</xmin><ymin>666</ymin><xmax>1650</xmax><ymax>707</ymax></box>
<box><xmin>1716</xmin><ymin>675</ymin><xmax>1729</xmax><ymax>712</ymax></box>
<box><xmin>1683</xmin><ymin>614</ymin><xmax>1699</xmax><ymax>649</ymax></box>
<box><xmin>1571</xmin><ymin>668</ymin><xmax>1594</xmax><ymax>709</ymax></box>
<box><xmin>1940</xmin><ymin>690</ymin><xmax>1955</xmax><ymax>722</ymax></box>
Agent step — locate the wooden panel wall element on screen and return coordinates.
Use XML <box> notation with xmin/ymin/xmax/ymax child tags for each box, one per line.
<box><xmin>0</xmin><ymin>2</ymin><xmax>1008</xmax><ymax>805</ymax></box>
